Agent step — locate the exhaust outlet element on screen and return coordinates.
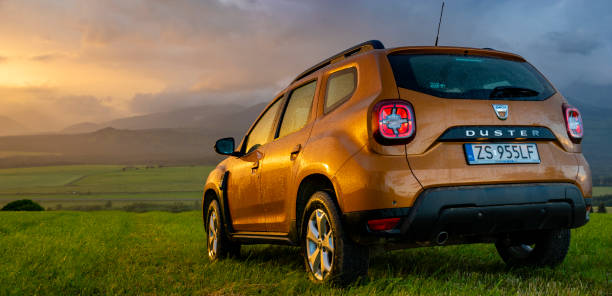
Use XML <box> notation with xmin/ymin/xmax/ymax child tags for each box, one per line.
<box><xmin>436</xmin><ymin>231</ymin><xmax>449</xmax><ymax>245</ymax></box>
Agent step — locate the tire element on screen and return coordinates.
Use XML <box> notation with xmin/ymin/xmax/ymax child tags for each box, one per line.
<box><xmin>301</xmin><ymin>191</ymin><xmax>369</xmax><ymax>286</ymax></box>
<box><xmin>205</xmin><ymin>199</ymin><xmax>240</xmax><ymax>260</ymax></box>
<box><xmin>495</xmin><ymin>228</ymin><xmax>570</xmax><ymax>268</ymax></box>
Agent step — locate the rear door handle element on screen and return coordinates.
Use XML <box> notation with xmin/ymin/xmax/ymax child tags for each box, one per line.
<box><xmin>290</xmin><ymin>144</ymin><xmax>301</xmax><ymax>160</ymax></box>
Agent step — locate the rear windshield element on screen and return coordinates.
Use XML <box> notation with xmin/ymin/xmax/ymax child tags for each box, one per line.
<box><xmin>387</xmin><ymin>54</ymin><xmax>555</xmax><ymax>100</ymax></box>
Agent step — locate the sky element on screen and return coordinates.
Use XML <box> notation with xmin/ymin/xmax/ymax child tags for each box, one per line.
<box><xmin>0</xmin><ymin>0</ymin><xmax>610</xmax><ymax>131</ymax></box>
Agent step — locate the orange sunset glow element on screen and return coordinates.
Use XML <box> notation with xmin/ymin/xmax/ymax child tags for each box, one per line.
<box><xmin>0</xmin><ymin>0</ymin><xmax>610</xmax><ymax>136</ymax></box>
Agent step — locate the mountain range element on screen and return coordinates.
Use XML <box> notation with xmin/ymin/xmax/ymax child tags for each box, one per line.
<box><xmin>0</xmin><ymin>116</ymin><xmax>30</xmax><ymax>136</ymax></box>
<box><xmin>0</xmin><ymin>102</ymin><xmax>267</xmax><ymax>168</ymax></box>
<box><xmin>61</xmin><ymin>103</ymin><xmax>267</xmax><ymax>134</ymax></box>
<box><xmin>0</xmin><ymin>95</ymin><xmax>610</xmax><ymax>179</ymax></box>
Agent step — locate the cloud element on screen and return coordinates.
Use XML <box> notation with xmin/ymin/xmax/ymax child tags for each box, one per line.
<box><xmin>129</xmin><ymin>88</ymin><xmax>272</xmax><ymax>114</ymax></box>
<box><xmin>1</xmin><ymin>0</ymin><xmax>611</xmax><ymax>124</ymax></box>
<box><xmin>546</xmin><ymin>31</ymin><xmax>603</xmax><ymax>55</ymax></box>
<box><xmin>54</xmin><ymin>95</ymin><xmax>117</xmax><ymax>120</ymax></box>
<box><xmin>29</xmin><ymin>53</ymin><xmax>65</xmax><ymax>62</ymax></box>
<box><xmin>0</xmin><ymin>86</ymin><xmax>122</xmax><ymax>131</ymax></box>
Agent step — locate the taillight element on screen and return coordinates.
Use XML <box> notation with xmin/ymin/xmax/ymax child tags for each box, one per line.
<box><xmin>372</xmin><ymin>100</ymin><xmax>416</xmax><ymax>144</ymax></box>
<box><xmin>367</xmin><ymin>218</ymin><xmax>400</xmax><ymax>231</ymax></box>
<box><xmin>563</xmin><ymin>104</ymin><xmax>583</xmax><ymax>143</ymax></box>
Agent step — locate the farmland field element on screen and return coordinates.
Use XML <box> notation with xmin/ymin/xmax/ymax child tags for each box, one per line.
<box><xmin>0</xmin><ymin>165</ymin><xmax>213</xmax><ymax>209</ymax></box>
<box><xmin>594</xmin><ymin>186</ymin><xmax>612</xmax><ymax>196</ymax></box>
<box><xmin>0</xmin><ymin>211</ymin><xmax>610</xmax><ymax>295</ymax></box>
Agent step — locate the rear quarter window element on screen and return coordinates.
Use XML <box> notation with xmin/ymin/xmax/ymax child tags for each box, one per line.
<box><xmin>387</xmin><ymin>54</ymin><xmax>556</xmax><ymax>101</ymax></box>
<box><xmin>324</xmin><ymin>67</ymin><xmax>357</xmax><ymax>113</ymax></box>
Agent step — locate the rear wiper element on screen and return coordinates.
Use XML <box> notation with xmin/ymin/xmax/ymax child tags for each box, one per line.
<box><xmin>489</xmin><ymin>86</ymin><xmax>539</xmax><ymax>98</ymax></box>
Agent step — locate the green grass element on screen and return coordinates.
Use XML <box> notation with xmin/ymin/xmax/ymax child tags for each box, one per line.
<box><xmin>0</xmin><ymin>165</ymin><xmax>213</xmax><ymax>206</ymax></box>
<box><xmin>594</xmin><ymin>186</ymin><xmax>612</xmax><ymax>197</ymax></box>
<box><xmin>0</xmin><ymin>211</ymin><xmax>609</xmax><ymax>295</ymax></box>
<box><xmin>0</xmin><ymin>165</ymin><xmax>121</xmax><ymax>191</ymax></box>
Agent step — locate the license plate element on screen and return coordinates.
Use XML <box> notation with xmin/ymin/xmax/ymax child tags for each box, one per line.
<box><xmin>464</xmin><ymin>143</ymin><xmax>540</xmax><ymax>165</ymax></box>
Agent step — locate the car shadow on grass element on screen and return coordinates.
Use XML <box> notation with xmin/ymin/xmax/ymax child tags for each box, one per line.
<box><xmin>240</xmin><ymin>245</ymin><xmax>303</xmax><ymax>269</ymax></box>
<box><xmin>235</xmin><ymin>243</ymin><xmax>558</xmax><ymax>284</ymax></box>
<box><xmin>369</xmin><ymin>246</ymin><xmax>506</xmax><ymax>276</ymax></box>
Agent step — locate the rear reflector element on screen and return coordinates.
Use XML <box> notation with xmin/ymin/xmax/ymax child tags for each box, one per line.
<box><xmin>367</xmin><ymin>218</ymin><xmax>400</xmax><ymax>231</ymax></box>
<box><xmin>563</xmin><ymin>104</ymin><xmax>583</xmax><ymax>143</ymax></box>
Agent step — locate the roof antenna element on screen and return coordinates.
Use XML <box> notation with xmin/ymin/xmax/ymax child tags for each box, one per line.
<box><xmin>434</xmin><ymin>1</ymin><xmax>445</xmax><ymax>46</ymax></box>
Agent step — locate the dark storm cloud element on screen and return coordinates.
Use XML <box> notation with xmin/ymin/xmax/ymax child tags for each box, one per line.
<box><xmin>107</xmin><ymin>0</ymin><xmax>612</xmax><ymax>113</ymax></box>
<box><xmin>546</xmin><ymin>31</ymin><xmax>603</xmax><ymax>55</ymax></box>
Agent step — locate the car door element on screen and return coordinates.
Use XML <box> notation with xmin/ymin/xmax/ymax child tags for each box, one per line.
<box><xmin>260</xmin><ymin>80</ymin><xmax>319</xmax><ymax>233</ymax></box>
<box><xmin>226</xmin><ymin>97</ymin><xmax>284</xmax><ymax>232</ymax></box>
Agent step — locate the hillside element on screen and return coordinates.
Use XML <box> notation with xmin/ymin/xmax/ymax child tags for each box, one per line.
<box><xmin>0</xmin><ymin>127</ymin><xmax>229</xmax><ymax>168</ymax></box>
<box><xmin>3</xmin><ymin>97</ymin><xmax>611</xmax><ymax>178</ymax></box>
<box><xmin>0</xmin><ymin>115</ymin><xmax>29</xmax><ymax>136</ymax></box>
<box><xmin>62</xmin><ymin>103</ymin><xmax>267</xmax><ymax>133</ymax></box>
<box><xmin>0</xmin><ymin>102</ymin><xmax>268</xmax><ymax>168</ymax></box>
<box><xmin>61</xmin><ymin>122</ymin><xmax>102</xmax><ymax>134</ymax></box>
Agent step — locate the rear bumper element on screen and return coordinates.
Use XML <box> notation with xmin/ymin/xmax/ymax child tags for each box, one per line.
<box><xmin>343</xmin><ymin>183</ymin><xmax>590</xmax><ymax>246</ymax></box>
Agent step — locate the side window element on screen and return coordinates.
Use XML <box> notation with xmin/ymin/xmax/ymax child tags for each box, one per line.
<box><xmin>277</xmin><ymin>80</ymin><xmax>317</xmax><ymax>138</ymax></box>
<box><xmin>245</xmin><ymin>98</ymin><xmax>283</xmax><ymax>153</ymax></box>
<box><xmin>324</xmin><ymin>68</ymin><xmax>356</xmax><ymax>113</ymax></box>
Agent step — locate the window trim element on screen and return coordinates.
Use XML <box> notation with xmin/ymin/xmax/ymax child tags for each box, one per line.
<box><xmin>323</xmin><ymin>67</ymin><xmax>357</xmax><ymax>114</ymax></box>
<box><xmin>274</xmin><ymin>78</ymin><xmax>318</xmax><ymax>139</ymax></box>
<box><xmin>240</xmin><ymin>94</ymin><xmax>286</xmax><ymax>155</ymax></box>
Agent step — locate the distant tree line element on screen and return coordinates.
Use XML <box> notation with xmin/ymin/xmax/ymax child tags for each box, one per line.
<box><xmin>1</xmin><ymin>199</ymin><xmax>44</xmax><ymax>211</ymax></box>
<box><xmin>593</xmin><ymin>195</ymin><xmax>612</xmax><ymax>206</ymax></box>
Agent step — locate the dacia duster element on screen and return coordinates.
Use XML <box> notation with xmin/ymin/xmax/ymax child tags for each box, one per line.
<box><xmin>203</xmin><ymin>40</ymin><xmax>592</xmax><ymax>285</ymax></box>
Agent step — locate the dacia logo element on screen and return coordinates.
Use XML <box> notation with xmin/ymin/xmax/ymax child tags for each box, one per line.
<box><xmin>492</xmin><ymin>104</ymin><xmax>509</xmax><ymax>120</ymax></box>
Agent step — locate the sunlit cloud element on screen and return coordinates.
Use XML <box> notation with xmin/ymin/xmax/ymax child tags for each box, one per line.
<box><xmin>29</xmin><ymin>53</ymin><xmax>67</xmax><ymax>62</ymax></box>
<box><xmin>0</xmin><ymin>0</ymin><xmax>610</xmax><ymax>132</ymax></box>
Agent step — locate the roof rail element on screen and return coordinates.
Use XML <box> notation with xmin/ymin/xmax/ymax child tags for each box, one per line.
<box><xmin>292</xmin><ymin>40</ymin><xmax>385</xmax><ymax>83</ymax></box>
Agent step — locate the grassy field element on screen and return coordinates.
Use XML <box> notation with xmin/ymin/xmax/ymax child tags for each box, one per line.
<box><xmin>0</xmin><ymin>165</ymin><xmax>213</xmax><ymax>209</ymax></box>
<box><xmin>0</xmin><ymin>211</ymin><xmax>609</xmax><ymax>295</ymax></box>
<box><xmin>594</xmin><ymin>186</ymin><xmax>612</xmax><ymax>196</ymax></box>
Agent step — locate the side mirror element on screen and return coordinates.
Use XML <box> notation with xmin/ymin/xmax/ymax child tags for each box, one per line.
<box><xmin>214</xmin><ymin>137</ymin><xmax>243</xmax><ymax>156</ymax></box>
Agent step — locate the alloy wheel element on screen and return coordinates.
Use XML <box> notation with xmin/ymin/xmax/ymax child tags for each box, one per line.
<box><xmin>306</xmin><ymin>209</ymin><xmax>335</xmax><ymax>280</ymax></box>
<box><xmin>208</xmin><ymin>209</ymin><xmax>218</xmax><ymax>259</ymax></box>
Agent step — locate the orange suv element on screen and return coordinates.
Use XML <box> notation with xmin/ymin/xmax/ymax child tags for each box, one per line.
<box><xmin>203</xmin><ymin>40</ymin><xmax>592</xmax><ymax>284</ymax></box>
